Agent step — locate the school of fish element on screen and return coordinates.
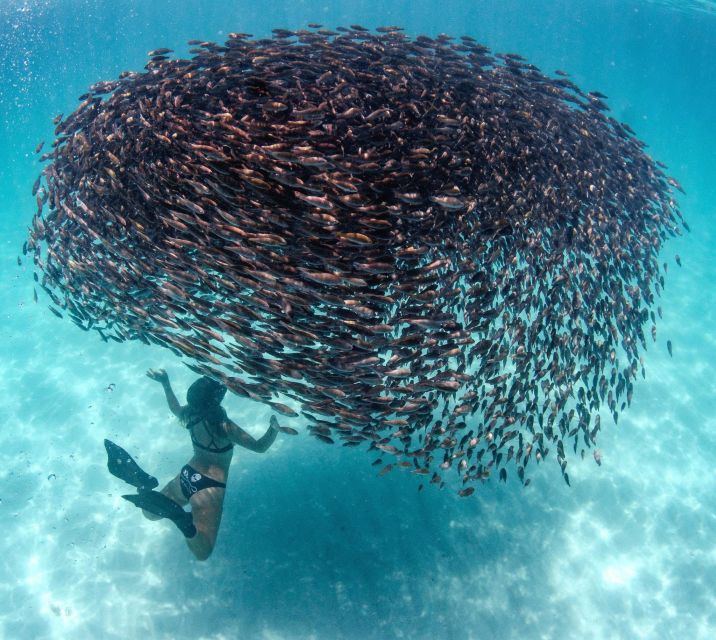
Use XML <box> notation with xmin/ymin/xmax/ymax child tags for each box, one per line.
<box><xmin>23</xmin><ymin>25</ymin><xmax>687</xmax><ymax>494</ymax></box>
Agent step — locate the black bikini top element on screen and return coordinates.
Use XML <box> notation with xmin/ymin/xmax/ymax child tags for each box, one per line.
<box><xmin>184</xmin><ymin>414</ymin><xmax>233</xmax><ymax>454</ymax></box>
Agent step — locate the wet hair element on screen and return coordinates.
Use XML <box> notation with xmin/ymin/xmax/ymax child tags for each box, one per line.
<box><xmin>180</xmin><ymin>376</ymin><xmax>227</xmax><ymax>430</ymax></box>
<box><xmin>186</xmin><ymin>376</ymin><xmax>227</xmax><ymax>408</ymax></box>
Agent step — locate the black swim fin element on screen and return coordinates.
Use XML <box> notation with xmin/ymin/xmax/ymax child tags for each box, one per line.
<box><xmin>104</xmin><ymin>439</ymin><xmax>159</xmax><ymax>492</ymax></box>
<box><xmin>122</xmin><ymin>491</ymin><xmax>196</xmax><ymax>538</ymax></box>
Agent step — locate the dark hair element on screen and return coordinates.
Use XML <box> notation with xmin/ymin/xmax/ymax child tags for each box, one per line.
<box><xmin>180</xmin><ymin>376</ymin><xmax>227</xmax><ymax>431</ymax></box>
<box><xmin>186</xmin><ymin>376</ymin><xmax>227</xmax><ymax>408</ymax></box>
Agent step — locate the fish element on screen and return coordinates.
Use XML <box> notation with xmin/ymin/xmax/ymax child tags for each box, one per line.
<box><xmin>270</xmin><ymin>402</ymin><xmax>299</xmax><ymax>417</ymax></box>
<box><xmin>24</xmin><ymin>26</ymin><xmax>684</xmax><ymax>498</ymax></box>
<box><xmin>148</xmin><ymin>47</ymin><xmax>173</xmax><ymax>57</ymax></box>
<box><xmin>277</xmin><ymin>425</ymin><xmax>299</xmax><ymax>435</ymax></box>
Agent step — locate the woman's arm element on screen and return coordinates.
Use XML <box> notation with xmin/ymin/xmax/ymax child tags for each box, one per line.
<box><xmin>223</xmin><ymin>417</ymin><xmax>278</xmax><ymax>453</ymax></box>
<box><xmin>146</xmin><ymin>368</ymin><xmax>182</xmax><ymax>417</ymax></box>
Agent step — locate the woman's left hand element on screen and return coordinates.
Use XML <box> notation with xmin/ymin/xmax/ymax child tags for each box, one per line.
<box><xmin>146</xmin><ymin>368</ymin><xmax>169</xmax><ymax>384</ymax></box>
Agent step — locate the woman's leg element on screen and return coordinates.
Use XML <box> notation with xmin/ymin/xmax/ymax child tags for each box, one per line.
<box><xmin>185</xmin><ymin>486</ymin><xmax>226</xmax><ymax>561</ymax></box>
<box><xmin>141</xmin><ymin>474</ymin><xmax>188</xmax><ymax>521</ymax></box>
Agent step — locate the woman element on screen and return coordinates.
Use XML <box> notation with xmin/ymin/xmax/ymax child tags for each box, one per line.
<box><xmin>105</xmin><ymin>369</ymin><xmax>281</xmax><ymax>561</ymax></box>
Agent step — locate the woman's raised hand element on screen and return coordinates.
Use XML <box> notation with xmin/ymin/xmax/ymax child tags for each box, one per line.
<box><xmin>146</xmin><ymin>368</ymin><xmax>169</xmax><ymax>384</ymax></box>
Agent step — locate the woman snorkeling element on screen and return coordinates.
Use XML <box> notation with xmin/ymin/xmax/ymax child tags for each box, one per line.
<box><xmin>105</xmin><ymin>368</ymin><xmax>286</xmax><ymax>560</ymax></box>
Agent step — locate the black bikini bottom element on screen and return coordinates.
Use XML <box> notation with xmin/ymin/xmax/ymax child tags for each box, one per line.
<box><xmin>179</xmin><ymin>464</ymin><xmax>226</xmax><ymax>500</ymax></box>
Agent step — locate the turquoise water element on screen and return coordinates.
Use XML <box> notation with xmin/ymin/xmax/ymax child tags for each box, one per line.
<box><xmin>1</xmin><ymin>1</ymin><xmax>714</xmax><ymax>638</ymax></box>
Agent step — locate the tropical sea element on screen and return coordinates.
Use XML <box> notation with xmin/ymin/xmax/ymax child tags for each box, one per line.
<box><xmin>0</xmin><ymin>1</ymin><xmax>714</xmax><ymax>639</ymax></box>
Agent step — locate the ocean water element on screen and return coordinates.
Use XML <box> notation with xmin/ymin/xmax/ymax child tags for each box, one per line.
<box><xmin>1</xmin><ymin>1</ymin><xmax>714</xmax><ymax>639</ymax></box>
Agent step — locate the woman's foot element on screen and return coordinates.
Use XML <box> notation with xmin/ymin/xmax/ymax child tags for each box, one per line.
<box><xmin>104</xmin><ymin>439</ymin><xmax>158</xmax><ymax>492</ymax></box>
<box><xmin>122</xmin><ymin>491</ymin><xmax>197</xmax><ymax>538</ymax></box>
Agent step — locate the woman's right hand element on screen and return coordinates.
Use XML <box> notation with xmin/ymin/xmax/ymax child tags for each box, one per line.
<box><xmin>146</xmin><ymin>368</ymin><xmax>169</xmax><ymax>384</ymax></box>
